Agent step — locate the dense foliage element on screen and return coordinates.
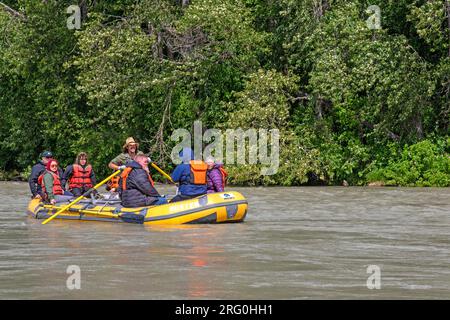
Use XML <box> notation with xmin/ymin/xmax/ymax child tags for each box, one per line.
<box><xmin>0</xmin><ymin>0</ymin><xmax>449</xmax><ymax>186</ymax></box>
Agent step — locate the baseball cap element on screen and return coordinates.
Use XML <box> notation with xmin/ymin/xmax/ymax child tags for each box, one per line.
<box><xmin>41</xmin><ymin>151</ymin><xmax>53</xmax><ymax>158</ymax></box>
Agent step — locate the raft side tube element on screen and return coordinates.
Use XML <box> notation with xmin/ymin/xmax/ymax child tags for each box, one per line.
<box><xmin>143</xmin><ymin>191</ymin><xmax>248</xmax><ymax>225</ymax></box>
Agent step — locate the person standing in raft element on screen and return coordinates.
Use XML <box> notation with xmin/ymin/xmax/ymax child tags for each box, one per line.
<box><xmin>62</xmin><ymin>152</ymin><xmax>97</xmax><ymax>197</ymax></box>
<box><xmin>107</xmin><ymin>137</ymin><xmax>144</xmax><ymax>191</ymax></box>
<box><xmin>29</xmin><ymin>151</ymin><xmax>64</xmax><ymax>199</ymax></box>
<box><xmin>170</xmin><ymin>147</ymin><xmax>208</xmax><ymax>203</ymax></box>
<box><xmin>38</xmin><ymin>159</ymin><xmax>73</xmax><ymax>205</ymax></box>
<box><xmin>205</xmin><ymin>156</ymin><xmax>227</xmax><ymax>194</ymax></box>
<box><xmin>118</xmin><ymin>154</ymin><xmax>167</xmax><ymax>207</ymax></box>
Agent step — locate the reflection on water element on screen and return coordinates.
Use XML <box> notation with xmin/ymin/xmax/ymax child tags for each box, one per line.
<box><xmin>0</xmin><ymin>181</ymin><xmax>449</xmax><ymax>299</ymax></box>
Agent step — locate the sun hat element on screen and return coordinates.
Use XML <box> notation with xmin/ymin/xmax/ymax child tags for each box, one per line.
<box><xmin>122</xmin><ymin>137</ymin><xmax>139</xmax><ymax>152</ymax></box>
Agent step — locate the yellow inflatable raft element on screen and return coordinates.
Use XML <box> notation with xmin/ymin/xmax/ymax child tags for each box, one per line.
<box><xmin>27</xmin><ymin>191</ymin><xmax>248</xmax><ymax>225</ymax></box>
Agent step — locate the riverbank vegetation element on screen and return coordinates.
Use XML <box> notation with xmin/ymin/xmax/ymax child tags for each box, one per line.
<box><xmin>0</xmin><ymin>0</ymin><xmax>449</xmax><ymax>186</ymax></box>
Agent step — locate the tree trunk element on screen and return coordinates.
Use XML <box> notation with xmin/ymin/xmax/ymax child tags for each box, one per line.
<box><xmin>412</xmin><ymin>113</ymin><xmax>424</xmax><ymax>140</ymax></box>
<box><xmin>79</xmin><ymin>0</ymin><xmax>88</xmax><ymax>21</ymax></box>
<box><xmin>313</xmin><ymin>0</ymin><xmax>329</xmax><ymax>20</ymax></box>
<box><xmin>315</xmin><ymin>101</ymin><xmax>323</xmax><ymax>119</ymax></box>
<box><xmin>445</xmin><ymin>0</ymin><xmax>450</xmax><ymax>57</ymax></box>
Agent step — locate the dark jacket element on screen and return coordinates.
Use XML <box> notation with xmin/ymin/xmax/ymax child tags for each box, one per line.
<box><xmin>119</xmin><ymin>160</ymin><xmax>161</xmax><ymax>208</ymax></box>
<box><xmin>29</xmin><ymin>161</ymin><xmax>64</xmax><ymax>197</ymax></box>
<box><xmin>171</xmin><ymin>148</ymin><xmax>207</xmax><ymax>196</ymax></box>
<box><xmin>207</xmin><ymin>164</ymin><xmax>225</xmax><ymax>193</ymax></box>
<box><xmin>62</xmin><ymin>164</ymin><xmax>97</xmax><ymax>190</ymax></box>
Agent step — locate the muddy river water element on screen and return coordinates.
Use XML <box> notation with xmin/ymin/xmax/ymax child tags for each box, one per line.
<box><xmin>0</xmin><ymin>182</ymin><xmax>449</xmax><ymax>299</ymax></box>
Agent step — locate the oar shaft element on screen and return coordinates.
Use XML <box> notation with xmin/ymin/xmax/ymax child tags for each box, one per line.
<box><xmin>41</xmin><ymin>195</ymin><xmax>84</xmax><ymax>225</ymax></box>
<box><xmin>41</xmin><ymin>170</ymin><xmax>122</xmax><ymax>225</ymax></box>
<box><xmin>90</xmin><ymin>169</ymin><xmax>123</xmax><ymax>191</ymax></box>
<box><xmin>151</xmin><ymin>163</ymin><xmax>175</xmax><ymax>184</ymax></box>
<box><xmin>42</xmin><ymin>205</ymin><xmax>142</xmax><ymax>213</ymax></box>
<box><xmin>43</xmin><ymin>205</ymin><xmax>121</xmax><ymax>218</ymax></box>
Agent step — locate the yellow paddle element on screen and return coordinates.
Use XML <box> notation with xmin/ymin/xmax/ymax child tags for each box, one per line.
<box><xmin>41</xmin><ymin>170</ymin><xmax>122</xmax><ymax>225</ymax></box>
<box><xmin>151</xmin><ymin>162</ymin><xmax>175</xmax><ymax>184</ymax></box>
<box><xmin>150</xmin><ymin>162</ymin><xmax>179</xmax><ymax>198</ymax></box>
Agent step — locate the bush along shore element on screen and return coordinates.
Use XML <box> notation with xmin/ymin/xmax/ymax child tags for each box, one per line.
<box><xmin>0</xmin><ymin>170</ymin><xmax>27</xmax><ymax>182</ymax></box>
<box><xmin>0</xmin><ymin>1</ymin><xmax>449</xmax><ymax>187</ymax></box>
<box><xmin>2</xmin><ymin>139</ymin><xmax>449</xmax><ymax>187</ymax></box>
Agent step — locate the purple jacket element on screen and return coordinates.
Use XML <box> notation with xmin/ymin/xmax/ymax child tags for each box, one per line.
<box><xmin>207</xmin><ymin>164</ymin><xmax>225</xmax><ymax>193</ymax></box>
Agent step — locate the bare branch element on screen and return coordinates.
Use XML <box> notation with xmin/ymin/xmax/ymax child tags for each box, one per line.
<box><xmin>0</xmin><ymin>2</ymin><xmax>27</xmax><ymax>21</ymax></box>
<box><xmin>145</xmin><ymin>83</ymin><xmax>176</xmax><ymax>165</ymax></box>
<box><xmin>290</xmin><ymin>95</ymin><xmax>310</xmax><ymax>102</ymax></box>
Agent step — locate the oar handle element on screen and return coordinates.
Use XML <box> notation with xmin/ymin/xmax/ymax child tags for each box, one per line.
<box><xmin>41</xmin><ymin>170</ymin><xmax>122</xmax><ymax>225</ymax></box>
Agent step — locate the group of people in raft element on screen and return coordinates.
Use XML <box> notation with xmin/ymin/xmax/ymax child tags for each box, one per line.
<box><xmin>28</xmin><ymin>137</ymin><xmax>228</xmax><ymax>207</ymax></box>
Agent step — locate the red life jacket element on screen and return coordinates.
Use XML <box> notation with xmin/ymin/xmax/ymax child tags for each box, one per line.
<box><xmin>38</xmin><ymin>171</ymin><xmax>64</xmax><ymax>197</ymax></box>
<box><xmin>69</xmin><ymin>164</ymin><xmax>93</xmax><ymax>189</ymax></box>
<box><xmin>219</xmin><ymin>167</ymin><xmax>228</xmax><ymax>187</ymax></box>
<box><xmin>120</xmin><ymin>167</ymin><xmax>154</xmax><ymax>191</ymax></box>
<box><xmin>189</xmin><ymin>160</ymin><xmax>208</xmax><ymax>185</ymax></box>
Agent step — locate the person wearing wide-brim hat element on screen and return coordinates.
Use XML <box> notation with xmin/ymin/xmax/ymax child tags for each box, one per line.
<box><xmin>107</xmin><ymin>137</ymin><xmax>145</xmax><ymax>192</ymax></box>
<box><xmin>108</xmin><ymin>137</ymin><xmax>145</xmax><ymax>171</ymax></box>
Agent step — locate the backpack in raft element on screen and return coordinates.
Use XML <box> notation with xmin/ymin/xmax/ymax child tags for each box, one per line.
<box><xmin>189</xmin><ymin>160</ymin><xmax>208</xmax><ymax>185</ymax></box>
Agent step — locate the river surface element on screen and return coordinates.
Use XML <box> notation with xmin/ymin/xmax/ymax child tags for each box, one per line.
<box><xmin>0</xmin><ymin>181</ymin><xmax>449</xmax><ymax>299</ymax></box>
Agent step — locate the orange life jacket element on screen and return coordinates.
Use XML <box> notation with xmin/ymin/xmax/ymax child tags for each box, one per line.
<box><xmin>120</xmin><ymin>167</ymin><xmax>154</xmax><ymax>191</ymax></box>
<box><xmin>219</xmin><ymin>167</ymin><xmax>228</xmax><ymax>187</ymax></box>
<box><xmin>106</xmin><ymin>176</ymin><xmax>120</xmax><ymax>191</ymax></box>
<box><xmin>107</xmin><ymin>153</ymin><xmax>139</xmax><ymax>191</ymax></box>
<box><xmin>189</xmin><ymin>160</ymin><xmax>208</xmax><ymax>185</ymax></box>
<box><xmin>69</xmin><ymin>164</ymin><xmax>93</xmax><ymax>189</ymax></box>
<box><xmin>38</xmin><ymin>171</ymin><xmax>64</xmax><ymax>197</ymax></box>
